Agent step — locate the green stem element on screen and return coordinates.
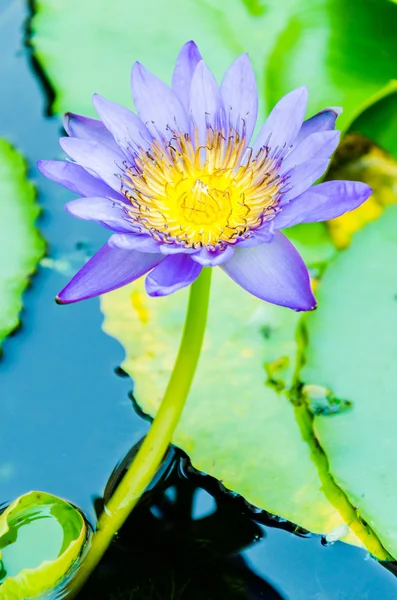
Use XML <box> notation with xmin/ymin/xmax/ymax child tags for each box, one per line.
<box><xmin>68</xmin><ymin>267</ymin><xmax>212</xmax><ymax>597</ymax></box>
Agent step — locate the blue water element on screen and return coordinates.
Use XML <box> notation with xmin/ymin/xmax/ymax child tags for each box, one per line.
<box><xmin>1</xmin><ymin>1</ymin><xmax>397</xmax><ymax>598</ymax></box>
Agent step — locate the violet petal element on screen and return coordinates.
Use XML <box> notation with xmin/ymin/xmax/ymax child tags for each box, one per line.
<box><xmin>252</xmin><ymin>87</ymin><xmax>308</xmax><ymax>154</ymax></box>
<box><xmin>64</xmin><ymin>112</ymin><xmax>120</xmax><ymax>152</ymax></box>
<box><xmin>294</xmin><ymin>108</ymin><xmax>342</xmax><ymax>146</ymax></box>
<box><xmin>145</xmin><ymin>254</ymin><xmax>202</xmax><ymax>296</ymax></box>
<box><xmin>131</xmin><ymin>62</ymin><xmax>189</xmax><ymax>139</ymax></box>
<box><xmin>37</xmin><ymin>160</ymin><xmax>122</xmax><ymax>199</ymax></box>
<box><xmin>281</xmin><ymin>159</ymin><xmax>330</xmax><ymax>204</ymax></box>
<box><xmin>220</xmin><ymin>53</ymin><xmax>258</xmax><ymax>143</ymax></box>
<box><xmin>189</xmin><ymin>61</ymin><xmax>225</xmax><ymax>145</ymax></box>
<box><xmin>281</xmin><ymin>130</ymin><xmax>340</xmax><ymax>173</ymax></box>
<box><xmin>274</xmin><ymin>180</ymin><xmax>372</xmax><ymax>229</ymax></box>
<box><xmin>172</xmin><ymin>41</ymin><xmax>202</xmax><ymax>111</ymax></box>
<box><xmin>221</xmin><ymin>232</ymin><xmax>316</xmax><ymax>311</ymax></box>
<box><xmin>57</xmin><ymin>243</ymin><xmax>163</xmax><ymax>304</ymax></box>
<box><xmin>92</xmin><ymin>94</ymin><xmax>152</xmax><ymax>154</ymax></box>
<box><xmin>60</xmin><ymin>137</ymin><xmax>124</xmax><ymax>192</ymax></box>
<box><xmin>65</xmin><ymin>197</ymin><xmax>135</xmax><ymax>232</ymax></box>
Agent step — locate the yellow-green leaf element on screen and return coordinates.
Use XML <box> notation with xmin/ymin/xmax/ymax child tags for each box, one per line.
<box><xmin>101</xmin><ymin>266</ymin><xmax>388</xmax><ymax>558</ymax></box>
<box><xmin>0</xmin><ymin>491</ymin><xmax>88</xmax><ymax>599</ymax></box>
<box><xmin>0</xmin><ymin>139</ymin><xmax>44</xmax><ymax>343</ymax></box>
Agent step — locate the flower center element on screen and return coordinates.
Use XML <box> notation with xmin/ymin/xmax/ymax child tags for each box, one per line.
<box><xmin>180</xmin><ymin>179</ymin><xmax>225</xmax><ymax>225</ymax></box>
<box><xmin>121</xmin><ymin>128</ymin><xmax>283</xmax><ymax>249</ymax></box>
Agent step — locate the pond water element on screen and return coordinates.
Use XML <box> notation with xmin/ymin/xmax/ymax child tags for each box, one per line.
<box><xmin>2</xmin><ymin>1</ymin><xmax>397</xmax><ymax>598</ymax></box>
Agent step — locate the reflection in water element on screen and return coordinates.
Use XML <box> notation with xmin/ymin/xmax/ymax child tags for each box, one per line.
<box><xmin>84</xmin><ymin>448</ymin><xmax>284</xmax><ymax>600</ymax></box>
<box><xmin>81</xmin><ymin>444</ymin><xmax>397</xmax><ymax>600</ymax></box>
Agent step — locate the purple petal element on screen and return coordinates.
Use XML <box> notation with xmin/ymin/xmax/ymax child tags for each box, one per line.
<box><xmin>252</xmin><ymin>87</ymin><xmax>308</xmax><ymax>154</ymax></box>
<box><xmin>294</xmin><ymin>108</ymin><xmax>342</xmax><ymax>146</ymax></box>
<box><xmin>108</xmin><ymin>233</ymin><xmax>162</xmax><ymax>253</ymax></box>
<box><xmin>56</xmin><ymin>243</ymin><xmax>163</xmax><ymax>304</ymax></box>
<box><xmin>191</xmin><ymin>245</ymin><xmax>235</xmax><ymax>266</ymax></box>
<box><xmin>274</xmin><ymin>180</ymin><xmax>372</xmax><ymax>229</ymax></box>
<box><xmin>145</xmin><ymin>254</ymin><xmax>202</xmax><ymax>296</ymax></box>
<box><xmin>189</xmin><ymin>61</ymin><xmax>225</xmax><ymax>145</ymax></box>
<box><xmin>220</xmin><ymin>54</ymin><xmax>258</xmax><ymax>142</ymax></box>
<box><xmin>172</xmin><ymin>41</ymin><xmax>202</xmax><ymax>111</ymax></box>
<box><xmin>60</xmin><ymin>137</ymin><xmax>124</xmax><ymax>192</ymax></box>
<box><xmin>65</xmin><ymin>197</ymin><xmax>135</xmax><ymax>232</ymax></box>
<box><xmin>221</xmin><ymin>232</ymin><xmax>316</xmax><ymax>311</ymax></box>
<box><xmin>281</xmin><ymin>159</ymin><xmax>330</xmax><ymax>204</ymax></box>
<box><xmin>281</xmin><ymin>130</ymin><xmax>340</xmax><ymax>173</ymax></box>
<box><xmin>92</xmin><ymin>94</ymin><xmax>152</xmax><ymax>155</ymax></box>
<box><xmin>64</xmin><ymin>112</ymin><xmax>120</xmax><ymax>152</ymax></box>
<box><xmin>131</xmin><ymin>62</ymin><xmax>189</xmax><ymax>139</ymax></box>
<box><xmin>37</xmin><ymin>160</ymin><xmax>122</xmax><ymax>199</ymax></box>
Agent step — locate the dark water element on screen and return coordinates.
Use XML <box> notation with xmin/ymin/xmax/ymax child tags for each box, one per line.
<box><xmin>1</xmin><ymin>1</ymin><xmax>397</xmax><ymax>598</ymax></box>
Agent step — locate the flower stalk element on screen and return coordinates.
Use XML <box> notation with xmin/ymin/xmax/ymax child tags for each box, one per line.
<box><xmin>68</xmin><ymin>267</ymin><xmax>212</xmax><ymax>597</ymax></box>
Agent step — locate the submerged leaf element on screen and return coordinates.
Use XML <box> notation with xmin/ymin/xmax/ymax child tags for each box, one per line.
<box><xmin>0</xmin><ymin>139</ymin><xmax>44</xmax><ymax>344</ymax></box>
<box><xmin>302</xmin><ymin>203</ymin><xmax>397</xmax><ymax>560</ymax></box>
<box><xmin>0</xmin><ymin>491</ymin><xmax>87</xmax><ymax>599</ymax></box>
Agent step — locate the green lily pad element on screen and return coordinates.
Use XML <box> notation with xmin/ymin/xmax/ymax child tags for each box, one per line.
<box><xmin>0</xmin><ymin>139</ymin><xmax>44</xmax><ymax>344</ymax></box>
<box><xmin>301</xmin><ymin>202</ymin><xmax>397</xmax><ymax>560</ymax></box>
<box><xmin>30</xmin><ymin>0</ymin><xmax>397</xmax><ymax>127</ymax></box>
<box><xmin>0</xmin><ymin>491</ymin><xmax>87</xmax><ymax>599</ymax></box>
<box><xmin>347</xmin><ymin>81</ymin><xmax>397</xmax><ymax>161</ymax></box>
<box><xmin>265</xmin><ymin>0</ymin><xmax>397</xmax><ymax>127</ymax></box>
<box><xmin>101</xmin><ymin>236</ymin><xmax>388</xmax><ymax>558</ymax></box>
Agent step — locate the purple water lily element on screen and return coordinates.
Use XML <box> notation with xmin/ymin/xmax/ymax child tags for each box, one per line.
<box><xmin>38</xmin><ymin>41</ymin><xmax>371</xmax><ymax>311</ymax></box>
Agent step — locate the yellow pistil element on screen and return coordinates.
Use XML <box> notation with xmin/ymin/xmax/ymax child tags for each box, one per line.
<box><xmin>121</xmin><ymin>128</ymin><xmax>284</xmax><ymax>249</ymax></box>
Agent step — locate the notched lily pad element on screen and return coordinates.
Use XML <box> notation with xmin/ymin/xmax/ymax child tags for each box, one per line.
<box><xmin>0</xmin><ymin>491</ymin><xmax>87</xmax><ymax>599</ymax></box>
<box><xmin>0</xmin><ymin>138</ymin><xmax>45</xmax><ymax>345</ymax></box>
<box><xmin>302</xmin><ymin>202</ymin><xmax>397</xmax><ymax>560</ymax></box>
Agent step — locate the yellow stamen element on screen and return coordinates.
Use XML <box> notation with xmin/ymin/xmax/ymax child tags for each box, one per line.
<box><xmin>122</xmin><ymin>128</ymin><xmax>283</xmax><ymax>248</ymax></box>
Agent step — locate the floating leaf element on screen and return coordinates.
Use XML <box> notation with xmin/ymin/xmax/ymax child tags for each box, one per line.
<box><xmin>101</xmin><ymin>243</ymin><xmax>388</xmax><ymax>557</ymax></box>
<box><xmin>265</xmin><ymin>0</ymin><xmax>397</xmax><ymax>127</ymax></box>
<box><xmin>347</xmin><ymin>80</ymin><xmax>397</xmax><ymax>161</ymax></box>
<box><xmin>0</xmin><ymin>139</ymin><xmax>44</xmax><ymax>344</ymax></box>
<box><xmin>301</xmin><ymin>203</ymin><xmax>397</xmax><ymax>560</ymax></box>
<box><xmin>30</xmin><ymin>0</ymin><xmax>397</xmax><ymax>127</ymax></box>
<box><xmin>0</xmin><ymin>491</ymin><xmax>87</xmax><ymax>599</ymax></box>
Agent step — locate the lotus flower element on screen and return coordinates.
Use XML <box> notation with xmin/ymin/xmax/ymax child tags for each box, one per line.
<box><xmin>38</xmin><ymin>41</ymin><xmax>371</xmax><ymax>310</ymax></box>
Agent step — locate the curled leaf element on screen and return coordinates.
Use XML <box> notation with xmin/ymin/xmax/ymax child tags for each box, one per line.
<box><xmin>0</xmin><ymin>491</ymin><xmax>87</xmax><ymax>599</ymax></box>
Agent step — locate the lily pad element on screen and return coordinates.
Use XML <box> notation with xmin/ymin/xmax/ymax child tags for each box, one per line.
<box><xmin>30</xmin><ymin>0</ymin><xmax>397</xmax><ymax>127</ymax></box>
<box><xmin>265</xmin><ymin>0</ymin><xmax>397</xmax><ymax>127</ymax></box>
<box><xmin>301</xmin><ymin>202</ymin><xmax>397</xmax><ymax>560</ymax></box>
<box><xmin>347</xmin><ymin>81</ymin><xmax>397</xmax><ymax>160</ymax></box>
<box><xmin>0</xmin><ymin>139</ymin><xmax>44</xmax><ymax>344</ymax></box>
<box><xmin>101</xmin><ymin>250</ymin><xmax>388</xmax><ymax>557</ymax></box>
<box><xmin>0</xmin><ymin>491</ymin><xmax>87</xmax><ymax>599</ymax></box>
